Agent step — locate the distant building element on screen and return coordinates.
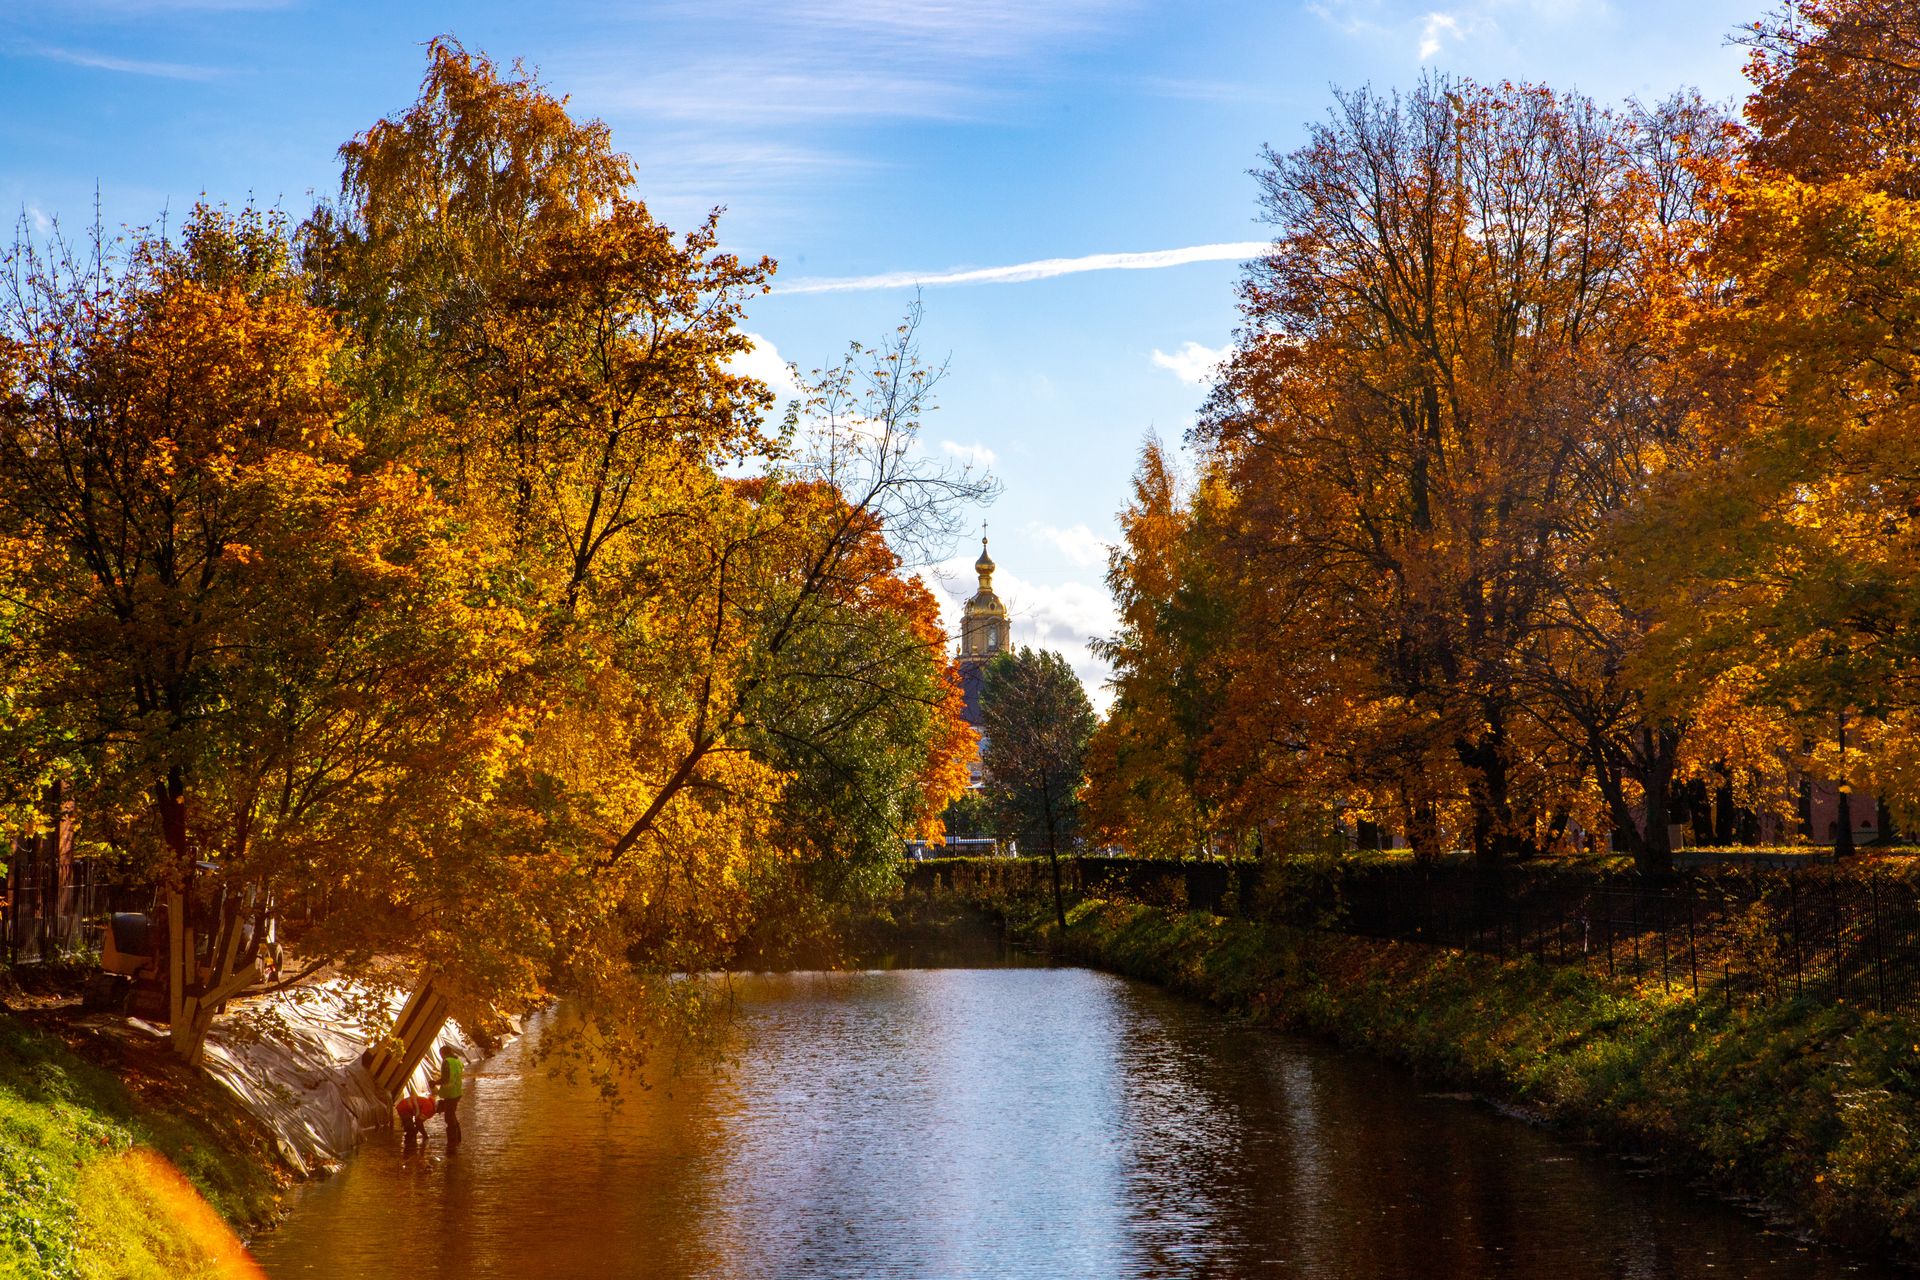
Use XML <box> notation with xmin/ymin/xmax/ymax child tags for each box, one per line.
<box><xmin>955</xmin><ymin>535</ymin><xmax>1010</xmax><ymax>787</ymax></box>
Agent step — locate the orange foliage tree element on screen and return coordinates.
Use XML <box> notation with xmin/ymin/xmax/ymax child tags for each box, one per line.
<box><xmin>0</xmin><ymin>208</ymin><xmax>523</xmax><ymax>1061</ymax></box>
<box><xmin>1624</xmin><ymin>0</ymin><xmax>1920</xmax><ymax>844</ymax></box>
<box><xmin>1</xmin><ymin>42</ymin><xmax>985</xmax><ymax>1065</ymax></box>
<box><xmin>1196</xmin><ymin>79</ymin><xmax>1702</xmax><ymax>865</ymax></box>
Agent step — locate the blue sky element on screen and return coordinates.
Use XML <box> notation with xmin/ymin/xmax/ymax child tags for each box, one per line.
<box><xmin>2</xmin><ymin>0</ymin><xmax>1759</xmax><ymax>705</ymax></box>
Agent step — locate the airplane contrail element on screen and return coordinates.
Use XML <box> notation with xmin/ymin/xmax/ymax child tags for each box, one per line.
<box><xmin>773</xmin><ymin>241</ymin><xmax>1270</xmax><ymax>294</ymax></box>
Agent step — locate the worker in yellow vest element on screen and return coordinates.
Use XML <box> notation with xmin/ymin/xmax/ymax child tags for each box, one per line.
<box><xmin>435</xmin><ymin>1046</ymin><xmax>465</xmax><ymax>1147</ymax></box>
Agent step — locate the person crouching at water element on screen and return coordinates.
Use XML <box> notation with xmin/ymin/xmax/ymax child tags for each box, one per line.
<box><xmin>434</xmin><ymin>1046</ymin><xmax>465</xmax><ymax>1147</ymax></box>
<box><xmin>395</xmin><ymin>1091</ymin><xmax>435</xmax><ymax>1150</ymax></box>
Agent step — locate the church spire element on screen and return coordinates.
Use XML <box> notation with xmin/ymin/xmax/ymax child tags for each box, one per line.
<box><xmin>959</xmin><ymin>530</ymin><xmax>1009</xmax><ymax>660</ymax></box>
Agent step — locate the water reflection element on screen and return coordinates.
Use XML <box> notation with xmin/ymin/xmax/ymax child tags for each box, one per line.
<box><xmin>250</xmin><ymin>968</ymin><xmax>1886</xmax><ymax>1279</ymax></box>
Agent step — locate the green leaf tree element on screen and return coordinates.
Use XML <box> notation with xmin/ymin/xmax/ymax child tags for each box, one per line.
<box><xmin>981</xmin><ymin>647</ymin><xmax>1097</xmax><ymax>929</ymax></box>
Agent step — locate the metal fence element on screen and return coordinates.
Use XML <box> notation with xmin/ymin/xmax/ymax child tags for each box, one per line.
<box><xmin>1336</xmin><ymin>862</ymin><xmax>1920</xmax><ymax>1013</ymax></box>
<box><xmin>3</xmin><ymin>845</ymin><xmax>116</xmax><ymax>965</ymax></box>
<box><xmin>909</xmin><ymin>854</ymin><xmax>1920</xmax><ymax>1015</ymax></box>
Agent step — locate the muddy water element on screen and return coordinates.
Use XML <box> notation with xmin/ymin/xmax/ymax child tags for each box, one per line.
<box><xmin>249</xmin><ymin>966</ymin><xmax>1888</xmax><ymax>1279</ymax></box>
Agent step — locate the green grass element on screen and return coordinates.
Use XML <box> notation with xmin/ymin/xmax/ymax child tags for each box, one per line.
<box><xmin>1000</xmin><ymin>894</ymin><xmax>1920</xmax><ymax>1263</ymax></box>
<box><xmin>0</xmin><ymin>1014</ymin><xmax>283</xmax><ymax>1279</ymax></box>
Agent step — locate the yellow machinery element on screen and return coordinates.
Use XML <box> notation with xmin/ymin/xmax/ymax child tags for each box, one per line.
<box><xmin>88</xmin><ymin>868</ymin><xmax>278</xmax><ymax>1022</ymax></box>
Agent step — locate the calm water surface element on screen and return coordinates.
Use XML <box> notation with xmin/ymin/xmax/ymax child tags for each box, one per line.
<box><xmin>249</xmin><ymin>966</ymin><xmax>1890</xmax><ymax>1279</ymax></box>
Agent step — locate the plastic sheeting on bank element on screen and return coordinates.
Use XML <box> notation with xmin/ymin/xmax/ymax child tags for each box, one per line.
<box><xmin>184</xmin><ymin>979</ymin><xmax>472</xmax><ymax>1175</ymax></box>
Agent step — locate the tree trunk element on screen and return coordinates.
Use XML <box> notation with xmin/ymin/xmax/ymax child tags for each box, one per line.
<box><xmin>1405</xmin><ymin>794</ymin><xmax>1443</xmax><ymax>864</ymax></box>
<box><xmin>166</xmin><ymin>886</ymin><xmax>260</xmax><ymax>1065</ymax></box>
<box><xmin>1047</xmin><ymin>846</ymin><xmax>1067</xmax><ymax>932</ymax></box>
<box><xmin>155</xmin><ymin>774</ymin><xmax>259</xmax><ymax>1065</ymax></box>
<box><xmin>1042</xmin><ymin>779</ymin><xmax>1067</xmax><ymax>931</ymax></box>
<box><xmin>45</xmin><ymin>782</ymin><xmax>74</xmax><ymax>954</ymax></box>
<box><xmin>1591</xmin><ymin>737</ymin><xmax>1645</xmax><ymax>857</ymax></box>
<box><xmin>1835</xmin><ymin>713</ymin><xmax>1856</xmax><ymax>857</ymax></box>
<box><xmin>1458</xmin><ymin>721</ymin><xmax>1525</xmax><ymax>864</ymax></box>
<box><xmin>1713</xmin><ymin>775</ymin><xmax>1737</xmax><ymax>845</ymax></box>
<box><xmin>1636</xmin><ymin>726</ymin><xmax>1675</xmax><ymax>877</ymax></box>
<box><xmin>1797</xmin><ymin>766</ymin><xmax>1814</xmax><ymax>840</ymax></box>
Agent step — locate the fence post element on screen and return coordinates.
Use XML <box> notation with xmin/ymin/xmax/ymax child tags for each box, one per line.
<box><xmin>1687</xmin><ymin>886</ymin><xmax>1698</xmax><ymax>997</ymax></box>
<box><xmin>1631</xmin><ymin>889</ymin><xmax>1641</xmax><ymax>972</ymax></box>
<box><xmin>1831</xmin><ymin>874</ymin><xmax>1844</xmax><ymax>1005</ymax></box>
<box><xmin>1873</xmin><ymin>872</ymin><xmax>1888</xmax><ymax>1015</ymax></box>
<box><xmin>2</xmin><ymin>850</ymin><xmax>13</xmax><ymax>967</ymax></box>
<box><xmin>1659</xmin><ymin>893</ymin><xmax>1671</xmax><ymax>992</ymax></box>
<box><xmin>1605</xmin><ymin>893</ymin><xmax>1615</xmax><ymax>979</ymax></box>
<box><xmin>1790</xmin><ymin>877</ymin><xmax>1803</xmax><ymax>998</ymax></box>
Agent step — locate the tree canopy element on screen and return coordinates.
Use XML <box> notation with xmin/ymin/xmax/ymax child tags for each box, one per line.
<box><xmin>0</xmin><ymin>43</ymin><xmax>984</xmax><ymax>1064</ymax></box>
<box><xmin>1088</xmin><ymin>4</ymin><xmax>1920</xmax><ymax>871</ymax></box>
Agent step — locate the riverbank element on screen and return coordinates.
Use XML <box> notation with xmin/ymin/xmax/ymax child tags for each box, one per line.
<box><xmin>987</xmin><ymin>893</ymin><xmax>1920</xmax><ymax>1265</ymax></box>
<box><xmin>0</xmin><ymin>969</ymin><xmax>474</xmax><ymax>1279</ymax></box>
<box><xmin>0</xmin><ymin>997</ymin><xmax>283</xmax><ymax>1279</ymax></box>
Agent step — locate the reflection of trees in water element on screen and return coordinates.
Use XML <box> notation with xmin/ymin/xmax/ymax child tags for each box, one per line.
<box><xmin>1092</xmin><ymin>983</ymin><xmax>1861</xmax><ymax>1280</ymax></box>
<box><xmin>256</xmin><ymin>972</ymin><xmax>1873</xmax><ymax>1280</ymax></box>
<box><xmin>1107</xmin><ymin>992</ymin><xmax>1246</xmax><ymax>1273</ymax></box>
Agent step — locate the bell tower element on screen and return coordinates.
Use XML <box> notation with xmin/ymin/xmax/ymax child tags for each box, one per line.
<box><xmin>955</xmin><ymin>535</ymin><xmax>1010</xmax><ymax>771</ymax></box>
<box><xmin>960</xmin><ymin>535</ymin><xmax>1010</xmax><ymax>660</ymax></box>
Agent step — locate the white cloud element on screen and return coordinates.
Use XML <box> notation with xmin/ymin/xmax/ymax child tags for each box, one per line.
<box><xmin>940</xmin><ymin>440</ymin><xmax>998</xmax><ymax>469</ymax></box>
<box><xmin>1034</xmin><ymin>522</ymin><xmax>1110</xmax><ymax>570</ymax></box>
<box><xmin>1418</xmin><ymin>11</ymin><xmax>1462</xmax><ymax>58</ymax></box>
<box><xmin>23</xmin><ymin>43</ymin><xmax>220</xmax><ymax>80</ymax></box>
<box><xmin>1311</xmin><ymin>0</ymin><xmax>1613</xmax><ymax>61</ymax></box>
<box><xmin>1150</xmin><ymin>340</ymin><xmax>1229</xmax><ymax>386</ymax></box>
<box><xmin>558</xmin><ymin>0</ymin><xmax>1136</xmax><ymax>213</ymax></box>
<box><xmin>1307</xmin><ymin>0</ymin><xmax>1394</xmax><ymax>40</ymax></box>
<box><xmin>725</xmin><ymin>331</ymin><xmax>807</xmax><ymax>403</ymax></box>
<box><xmin>776</xmin><ymin>242</ymin><xmax>1267</xmax><ymax>295</ymax></box>
<box><xmin>583</xmin><ymin>69</ymin><xmax>987</xmax><ymax>129</ymax></box>
<box><xmin>727</xmin><ymin>333</ymin><xmax>901</xmax><ymax>445</ymax></box>
<box><xmin>932</xmin><ymin>550</ymin><xmax>1119</xmax><ymax>714</ymax></box>
<box><xmin>650</xmin><ymin>0</ymin><xmax>1134</xmax><ymax>65</ymax></box>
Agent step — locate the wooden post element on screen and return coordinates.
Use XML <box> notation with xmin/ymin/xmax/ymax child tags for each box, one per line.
<box><xmin>364</xmin><ymin>974</ymin><xmax>454</xmax><ymax>1100</ymax></box>
<box><xmin>166</xmin><ymin>888</ymin><xmax>188</xmax><ymax>1032</ymax></box>
<box><xmin>164</xmin><ymin>887</ymin><xmax>259</xmax><ymax>1065</ymax></box>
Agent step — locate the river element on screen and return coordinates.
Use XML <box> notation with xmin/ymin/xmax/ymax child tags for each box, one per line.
<box><xmin>248</xmin><ymin>963</ymin><xmax>1889</xmax><ymax>1278</ymax></box>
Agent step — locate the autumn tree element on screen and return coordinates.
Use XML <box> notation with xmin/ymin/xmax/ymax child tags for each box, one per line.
<box><xmin>1083</xmin><ymin>438</ymin><xmax>1228</xmax><ymax>858</ymax></box>
<box><xmin>0</xmin><ymin>207</ymin><xmax>519</xmax><ymax>1061</ymax></box>
<box><xmin>1190</xmin><ymin>77</ymin><xmax>1733</xmax><ymax>869</ymax></box>
<box><xmin>0</xmin><ymin>40</ymin><xmax>985</xmax><ymax>1071</ymax></box>
<box><xmin>1741</xmin><ymin>0</ymin><xmax>1920</xmax><ymax>193</ymax></box>
<box><xmin>1620</xmin><ymin>0</ymin><xmax>1920</xmax><ymax>837</ymax></box>
<box><xmin>981</xmin><ymin>646</ymin><xmax>1097</xmax><ymax>929</ymax></box>
<box><xmin>729</xmin><ymin>477</ymin><xmax>976</xmax><ymax>956</ymax></box>
<box><xmin>299</xmin><ymin>42</ymin><xmax>987</xmax><ymax>1059</ymax></box>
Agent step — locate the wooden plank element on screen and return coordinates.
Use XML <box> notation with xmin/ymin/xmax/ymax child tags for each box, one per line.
<box><xmin>201</xmin><ymin>960</ymin><xmax>259</xmax><ymax>1009</ymax></box>
<box><xmin>365</xmin><ymin>974</ymin><xmax>452</xmax><ymax>1099</ymax></box>
<box><xmin>165</xmin><ymin>889</ymin><xmax>187</xmax><ymax>1029</ymax></box>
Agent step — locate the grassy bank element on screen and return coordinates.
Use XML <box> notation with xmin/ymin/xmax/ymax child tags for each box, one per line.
<box><xmin>999</xmin><ymin>894</ymin><xmax>1920</xmax><ymax>1263</ymax></box>
<box><xmin>0</xmin><ymin>996</ymin><xmax>284</xmax><ymax>1280</ymax></box>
